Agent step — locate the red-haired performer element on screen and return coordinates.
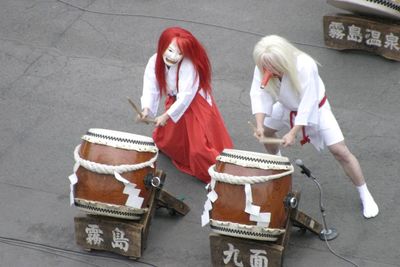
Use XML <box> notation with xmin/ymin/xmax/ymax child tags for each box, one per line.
<box><xmin>250</xmin><ymin>35</ymin><xmax>378</xmax><ymax>218</ymax></box>
<box><xmin>138</xmin><ymin>27</ymin><xmax>233</xmax><ymax>183</ymax></box>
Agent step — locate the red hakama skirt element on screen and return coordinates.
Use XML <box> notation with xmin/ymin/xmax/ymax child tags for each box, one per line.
<box><xmin>153</xmin><ymin>93</ymin><xmax>233</xmax><ymax>183</ymax></box>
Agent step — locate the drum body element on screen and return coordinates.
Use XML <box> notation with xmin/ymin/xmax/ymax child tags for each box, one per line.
<box><xmin>208</xmin><ymin>149</ymin><xmax>294</xmax><ymax>241</ymax></box>
<box><xmin>73</xmin><ymin>128</ymin><xmax>158</xmax><ymax>219</ymax></box>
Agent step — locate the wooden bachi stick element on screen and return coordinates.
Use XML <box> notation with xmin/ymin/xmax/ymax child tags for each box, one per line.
<box><xmin>127</xmin><ymin>97</ymin><xmax>156</xmax><ymax>124</ymax></box>
<box><xmin>248</xmin><ymin>121</ymin><xmax>284</xmax><ymax>144</ymax></box>
<box><xmin>258</xmin><ymin>137</ymin><xmax>284</xmax><ymax>144</ymax></box>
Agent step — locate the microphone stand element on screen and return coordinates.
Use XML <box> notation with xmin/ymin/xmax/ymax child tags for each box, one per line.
<box><xmin>296</xmin><ymin>162</ymin><xmax>363</xmax><ymax>266</ymax></box>
<box><xmin>299</xmin><ymin>168</ymin><xmax>338</xmax><ymax>241</ymax></box>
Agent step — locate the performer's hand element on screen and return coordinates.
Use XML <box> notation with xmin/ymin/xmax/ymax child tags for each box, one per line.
<box><xmin>282</xmin><ymin>131</ymin><xmax>296</xmax><ymax>147</ymax></box>
<box><xmin>254</xmin><ymin>127</ymin><xmax>265</xmax><ymax>140</ymax></box>
<box><xmin>282</xmin><ymin>133</ymin><xmax>295</xmax><ymax>147</ymax></box>
<box><xmin>253</xmin><ymin>113</ymin><xmax>266</xmax><ymax>140</ymax></box>
<box><xmin>136</xmin><ymin>108</ymin><xmax>150</xmax><ymax>124</ymax></box>
<box><xmin>155</xmin><ymin>113</ymin><xmax>170</xmax><ymax>127</ymax></box>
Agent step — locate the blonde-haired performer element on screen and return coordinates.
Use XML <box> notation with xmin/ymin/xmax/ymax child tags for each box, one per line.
<box><xmin>250</xmin><ymin>35</ymin><xmax>379</xmax><ymax>218</ymax></box>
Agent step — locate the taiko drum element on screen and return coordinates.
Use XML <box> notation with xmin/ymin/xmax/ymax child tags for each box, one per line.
<box><xmin>73</xmin><ymin>128</ymin><xmax>158</xmax><ymax>219</ymax></box>
<box><xmin>208</xmin><ymin>149</ymin><xmax>294</xmax><ymax>241</ymax></box>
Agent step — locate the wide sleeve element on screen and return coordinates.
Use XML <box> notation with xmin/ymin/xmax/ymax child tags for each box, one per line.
<box><xmin>141</xmin><ymin>54</ymin><xmax>160</xmax><ymax>117</ymax></box>
<box><xmin>294</xmin><ymin>56</ymin><xmax>321</xmax><ymax>127</ymax></box>
<box><xmin>167</xmin><ymin>59</ymin><xmax>199</xmax><ymax>122</ymax></box>
<box><xmin>249</xmin><ymin>66</ymin><xmax>274</xmax><ymax>116</ymax></box>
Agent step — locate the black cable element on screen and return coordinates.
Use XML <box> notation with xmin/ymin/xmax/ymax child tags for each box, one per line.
<box><xmin>0</xmin><ymin>238</ymin><xmax>104</xmax><ymax>267</ymax></box>
<box><xmin>55</xmin><ymin>0</ymin><xmax>325</xmax><ymax>50</ymax></box>
<box><xmin>0</xmin><ymin>236</ymin><xmax>158</xmax><ymax>267</ymax></box>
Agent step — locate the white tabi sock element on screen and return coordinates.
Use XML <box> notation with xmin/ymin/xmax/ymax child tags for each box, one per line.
<box><xmin>357</xmin><ymin>184</ymin><xmax>379</xmax><ymax>218</ymax></box>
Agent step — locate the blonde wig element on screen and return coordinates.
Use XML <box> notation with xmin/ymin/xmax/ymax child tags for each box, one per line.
<box><xmin>253</xmin><ymin>35</ymin><xmax>315</xmax><ymax>98</ymax></box>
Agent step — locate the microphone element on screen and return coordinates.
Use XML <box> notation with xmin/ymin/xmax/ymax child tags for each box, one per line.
<box><xmin>295</xmin><ymin>159</ymin><xmax>311</xmax><ymax>177</ymax></box>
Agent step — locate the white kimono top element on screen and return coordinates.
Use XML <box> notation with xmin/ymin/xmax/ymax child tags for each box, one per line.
<box><xmin>141</xmin><ymin>54</ymin><xmax>212</xmax><ymax>123</ymax></box>
<box><xmin>250</xmin><ymin>53</ymin><xmax>341</xmax><ymax>150</ymax></box>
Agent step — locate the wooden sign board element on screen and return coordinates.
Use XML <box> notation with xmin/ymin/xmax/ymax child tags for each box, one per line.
<box><xmin>323</xmin><ymin>14</ymin><xmax>400</xmax><ymax>61</ymax></box>
<box><xmin>74</xmin><ymin>215</ymin><xmax>146</xmax><ymax>258</ymax></box>
<box><xmin>74</xmin><ymin>187</ymin><xmax>157</xmax><ymax>259</ymax></box>
<box><xmin>73</xmin><ymin>166</ymin><xmax>191</xmax><ymax>260</ymax></box>
<box><xmin>210</xmin><ymin>233</ymin><xmax>285</xmax><ymax>267</ymax></box>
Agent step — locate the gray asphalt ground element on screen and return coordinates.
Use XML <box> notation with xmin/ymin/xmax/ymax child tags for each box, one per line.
<box><xmin>1</xmin><ymin>0</ymin><xmax>399</xmax><ymax>266</ymax></box>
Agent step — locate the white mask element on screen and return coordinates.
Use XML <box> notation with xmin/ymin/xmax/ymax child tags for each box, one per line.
<box><xmin>163</xmin><ymin>40</ymin><xmax>183</xmax><ymax>67</ymax></box>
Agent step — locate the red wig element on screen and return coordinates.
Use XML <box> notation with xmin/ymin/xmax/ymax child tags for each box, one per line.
<box><xmin>155</xmin><ymin>27</ymin><xmax>212</xmax><ymax>96</ymax></box>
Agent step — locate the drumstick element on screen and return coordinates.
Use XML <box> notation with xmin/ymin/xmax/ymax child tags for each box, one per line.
<box><xmin>258</xmin><ymin>137</ymin><xmax>284</xmax><ymax>144</ymax></box>
<box><xmin>248</xmin><ymin>121</ymin><xmax>284</xmax><ymax>144</ymax></box>
<box><xmin>127</xmin><ymin>97</ymin><xmax>156</xmax><ymax>124</ymax></box>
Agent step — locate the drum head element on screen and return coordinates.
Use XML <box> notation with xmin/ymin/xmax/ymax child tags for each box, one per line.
<box><xmin>327</xmin><ymin>0</ymin><xmax>400</xmax><ymax>20</ymax></box>
<box><xmin>82</xmin><ymin>128</ymin><xmax>158</xmax><ymax>152</ymax></box>
<box><xmin>217</xmin><ymin>148</ymin><xmax>292</xmax><ymax>171</ymax></box>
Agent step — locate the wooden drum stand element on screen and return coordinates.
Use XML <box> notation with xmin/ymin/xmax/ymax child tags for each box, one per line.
<box><xmin>74</xmin><ymin>170</ymin><xmax>190</xmax><ymax>259</ymax></box>
<box><xmin>210</xmin><ymin>191</ymin><xmax>326</xmax><ymax>267</ymax></box>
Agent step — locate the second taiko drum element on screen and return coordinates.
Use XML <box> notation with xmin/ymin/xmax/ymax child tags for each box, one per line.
<box><xmin>208</xmin><ymin>149</ymin><xmax>294</xmax><ymax>241</ymax></box>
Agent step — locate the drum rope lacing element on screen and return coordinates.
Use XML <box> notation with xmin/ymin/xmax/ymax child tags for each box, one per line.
<box><xmin>73</xmin><ymin>144</ymin><xmax>158</xmax><ymax>174</ymax></box>
<box><xmin>208</xmin><ymin>164</ymin><xmax>294</xmax><ymax>185</ymax></box>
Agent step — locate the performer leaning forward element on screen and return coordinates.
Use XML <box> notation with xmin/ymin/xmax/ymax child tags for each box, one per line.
<box><xmin>250</xmin><ymin>35</ymin><xmax>379</xmax><ymax>218</ymax></box>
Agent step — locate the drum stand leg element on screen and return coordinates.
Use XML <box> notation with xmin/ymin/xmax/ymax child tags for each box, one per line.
<box><xmin>291</xmin><ymin>209</ymin><xmax>323</xmax><ymax>236</ymax></box>
<box><xmin>277</xmin><ymin>191</ymin><xmax>334</xmax><ymax>266</ymax></box>
<box><xmin>292</xmin><ymin>207</ymin><xmax>339</xmax><ymax>241</ymax></box>
<box><xmin>155</xmin><ymin>189</ymin><xmax>190</xmax><ymax>216</ymax></box>
<box><xmin>289</xmin><ymin>190</ymin><xmax>337</xmax><ymax>241</ymax></box>
<box><xmin>147</xmin><ymin>169</ymin><xmax>190</xmax><ymax>216</ymax></box>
